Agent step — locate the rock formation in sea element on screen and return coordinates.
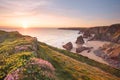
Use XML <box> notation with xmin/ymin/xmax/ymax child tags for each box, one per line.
<box><xmin>76</xmin><ymin>36</ymin><xmax>85</xmax><ymax>44</ymax></box>
<box><xmin>76</xmin><ymin>46</ymin><xmax>93</xmax><ymax>53</ymax></box>
<box><xmin>63</xmin><ymin>42</ymin><xmax>73</xmax><ymax>51</ymax></box>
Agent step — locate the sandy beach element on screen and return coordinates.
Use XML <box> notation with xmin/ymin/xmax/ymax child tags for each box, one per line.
<box><xmin>69</xmin><ymin>40</ymin><xmax>110</xmax><ymax>65</ymax></box>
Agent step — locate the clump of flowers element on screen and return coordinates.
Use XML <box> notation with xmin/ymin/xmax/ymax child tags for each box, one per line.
<box><xmin>4</xmin><ymin>58</ymin><xmax>56</xmax><ymax>80</ymax></box>
<box><xmin>0</xmin><ymin>52</ymin><xmax>34</xmax><ymax>79</ymax></box>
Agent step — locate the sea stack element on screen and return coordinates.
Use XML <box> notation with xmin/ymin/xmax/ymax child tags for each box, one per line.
<box><xmin>63</xmin><ymin>42</ymin><xmax>73</xmax><ymax>51</ymax></box>
<box><xmin>76</xmin><ymin>36</ymin><xmax>85</xmax><ymax>44</ymax></box>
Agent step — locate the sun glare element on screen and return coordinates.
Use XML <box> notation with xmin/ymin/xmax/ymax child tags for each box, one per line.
<box><xmin>21</xmin><ymin>21</ymin><xmax>29</xmax><ymax>28</ymax></box>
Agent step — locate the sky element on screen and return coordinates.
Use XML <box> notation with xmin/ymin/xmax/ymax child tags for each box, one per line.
<box><xmin>0</xmin><ymin>0</ymin><xmax>120</xmax><ymax>28</ymax></box>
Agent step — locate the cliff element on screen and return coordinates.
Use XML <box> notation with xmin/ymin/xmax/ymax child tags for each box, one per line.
<box><xmin>60</xmin><ymin>24</ymin><xmax>120</xmax><ymax>43</ymax></box>
<box><xmin>78</xmin><ymin>24</ymin><xmax>120</xmax><ymax>68</ymax></box>
<box><xmin>80</xmin><ymin>24</ymin><xmax>120</xmax><ymax>43</ymax></box>
<box><xmin>0</xmin><ymin>30</ymin><xmax>120</xmax><ymax>80</ymax></box>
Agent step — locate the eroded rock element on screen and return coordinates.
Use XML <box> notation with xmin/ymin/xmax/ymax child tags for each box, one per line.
<box><xmin>76</xmin><ymin>36</ymin><xmax>84</xmax><ymax>44</ymax></box>
<box><xmin>63</xmin><ymin>42</ymin><xmax>73</xmax><ymax>51</ymax></box>
<box><xmin>76</xmin><ymin>46</ymin><xmax>93</xmax><ymax>53</ymax></box>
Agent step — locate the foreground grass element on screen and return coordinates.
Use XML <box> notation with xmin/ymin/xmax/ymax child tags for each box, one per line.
<box><xmin>38</xmin><ymin>43</ymin><xmax>120</xmax><ymax>80</ymax></box>
<box><xmin>0</xmin><ymin>30</ymin><xmax>120</xmax><ymax>80</ymax></box>
<box><xmin>39</xmin><ymin>42</ymin><xmax>120</xmax><ymax>78</ymax></box>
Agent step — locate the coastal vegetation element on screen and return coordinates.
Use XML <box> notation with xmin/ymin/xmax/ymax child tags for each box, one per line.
<box><xmin>0</xmin><ymin>30</ymin><xmax>120</xmax><ymax>80</ymax></box>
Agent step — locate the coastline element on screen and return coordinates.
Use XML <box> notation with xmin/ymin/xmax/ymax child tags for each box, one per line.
<box><xmin>0</xmin><ymin>28</ymin><xmax>110</xmax><ymax>65</ymax></box>
<box><xmin>0</xmin><ymin>28</ymin><xmax>119</xmax><ymax>68</ymax></box>
<box><xmin>66</xmin><ymin>40</ymin><xmax>109</xmax><ymax>65</ymax></box>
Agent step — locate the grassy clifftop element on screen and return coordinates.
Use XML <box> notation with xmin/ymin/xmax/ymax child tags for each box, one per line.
<box><xmin>0</xmin><ymin>30</ymin><xmax>120</xmax><ymax>80</ymax></box>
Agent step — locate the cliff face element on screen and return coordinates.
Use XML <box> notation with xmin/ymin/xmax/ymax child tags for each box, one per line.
<box><xmin>101</xmin><ymin>43</ymin><xmax>120</xmax><ymax>60</ymax></box>
<box><xmin>78</xmin><ymin>24</ymin><xmax>120</xmax><ymax>69</ymax></box>
<box><xmin>80</xmin><ymin>24</ymin><xmax>120</xmax><ymax>43</ymax></box>
<box><xmin>96</xmin><ymin>43</ymin><xmax>120</xmax><ymax>68</ymax></box>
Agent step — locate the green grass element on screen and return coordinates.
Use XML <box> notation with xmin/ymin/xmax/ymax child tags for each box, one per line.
<box><xmin>0</xmin><ymin>30</ymin><xmax>57</xmax><ymax>80</ymax></box>
<box><xmin>0</xmin><ymin>36</ymin><xmax>37</xmax><ymax>56</ymax></box>
<box><xmin>38</xmin><ymin>43</ymin><xmax>120</xmax><ymax>80</ymax></box>
<box><xmin>39</xmin><ymin>42</ymin><xmax>120</xmax><ymax>78</ymax></box>
<box><xmin>38</xmin><ymin>45</ymin><xmax>75</xmax><ymax>80</ymax></box>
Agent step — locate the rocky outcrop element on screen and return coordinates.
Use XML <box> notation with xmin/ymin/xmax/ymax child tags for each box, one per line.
<box><xmin>95</xmin><ymin>43</ymin><xmax>120</xmax><ymax>68</ymax></box>
<box><xmin>0</xmin><ymin>31</ymin><xmax>39</xmax><ymax>56</ymax></box>
<box><xmin>76</xmin><ymin>47</ymin><xmax>87</xmax><ymax>53</ymax></box>
<box><xmin>76</xmin><ymin>36</ymin><xmax>85</xmax><ymax>44</ymax></box>
<box><xmin>101</xmin><ymin>43</ymin><xmax>120</xmax><ymax>61</ymax></box>
<box><xmin>15</xmin><ymin>37</ymin><xmax>39</xmax><ymax>53</ymax></box>
<box><xmin>60</xmin><ymin>24</ymin><xmax>120</xmax><ymax>43</ymax></box>
<box><xmin>83</xmin><ymin>30</ymin><xmax>92</xmax><ymax>38</ymax></box>
<box><xmin>79</xmin><ymin>24</ymin><xmax>120</xmax><ymax>43</ymax></box>
<box><xmin>76</xmin><ymin>46</ymin><xmax>93</xmax><ymax>53</ymax></box>
<box><xmin>112</xmin><ymin>30</ymin><xmax>120</xmax><ymax>43</ymax></box>
<box><xmin>63</xmin><ymin>42</ymin><xmax>73</xmax><ymax>51</ymax></box>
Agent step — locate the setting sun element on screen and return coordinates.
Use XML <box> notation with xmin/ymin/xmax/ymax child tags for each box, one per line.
<box><xmin>21</xmin><ymin>21</ymin><xmax>29</xmax><ymax>28</ymax></box>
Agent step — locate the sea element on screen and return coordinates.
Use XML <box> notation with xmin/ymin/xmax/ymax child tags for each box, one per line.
<box><xmin>0</xmin><ymin>28</ymin><xmax>80</xmax><ymax>48</ymax></box>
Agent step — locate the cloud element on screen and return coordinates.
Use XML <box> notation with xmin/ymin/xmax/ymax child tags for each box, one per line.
<box><xmin>0</xmin><ymin>0</ymin><xmax>51</xmax><ymax>15</ymax></box>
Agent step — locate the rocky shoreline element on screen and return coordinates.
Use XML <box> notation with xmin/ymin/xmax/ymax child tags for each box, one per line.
<box><xmin>94</xmin><ymin>49</ymin><xmax>120</xmax><ymax>69</ymax></box>
<box><xmin>62</xmin><ymin>23</ymin><xmax>120</xmax><ymax>69</ymax></box>
<box><xmin>60</xmin><ymin>24</ymin><xmax>120</xmax><ymax>43</ymax></box>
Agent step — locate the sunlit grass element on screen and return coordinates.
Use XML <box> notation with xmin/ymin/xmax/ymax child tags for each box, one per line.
<box><xmin>38</xmin><ymin>43</ymin><xmax>120</xmax><ymax>80</ymax></box>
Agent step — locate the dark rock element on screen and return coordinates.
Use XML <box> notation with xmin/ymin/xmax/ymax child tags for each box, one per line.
<box><xmin>87</xmin><ymin>49</ymin><xmax>91</xmax><ymax>53</ymax></box>
<box><xmin>63</xmin><ymin>42</ymin><xmax>73</xmax><ymax>51</ymax></box>
<box><xmin>95</xmin><ymin>49</ymin><xmax>120</xmax><ymax>69</ymax></box>
<box><xmin>76</xmin><ymin>36</ymin><xmax>84</xmax><ymax>44</ymax></box>
<box><xmin>76</xmin><ymin>47</ymin><xmax>93</xmax><ymax>53</ymax></box>
<box><xmin>76</xmin><ymin>47</ymin><xmax>86</xmax><ymax>53</ymax></box>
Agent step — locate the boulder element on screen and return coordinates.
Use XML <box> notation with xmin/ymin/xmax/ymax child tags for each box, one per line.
<box><xmin>76</xmin><ymin>36</ymin><xmax>84</xmax><ymax>44</ymax></box>
<box><xmin>63</xmin><ymin>42</ymin><xmax>73</xmax><ymax>51</ymax></box>
<box><xmin>76</xmin><ymin>47</ymin><xmax>93</xmax><ymax>53</ymax></box>
<box><xmin>76</xmin><ymin>47</ymin><xmax>87</xmax><ymax>53</ymax></box>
